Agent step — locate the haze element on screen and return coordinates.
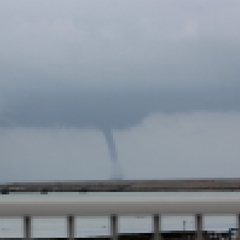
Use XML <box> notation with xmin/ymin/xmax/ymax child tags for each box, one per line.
<box><xmin>0</xmin><ymin>0</ymin><xmax>240</xmax><ymax>182</ymax></box>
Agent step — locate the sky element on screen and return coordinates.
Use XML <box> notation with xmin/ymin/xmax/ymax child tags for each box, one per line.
<box><xmin>0</xmin><ymin>0</ymin><xmax>240</xmax><ymax>182</ymax></box>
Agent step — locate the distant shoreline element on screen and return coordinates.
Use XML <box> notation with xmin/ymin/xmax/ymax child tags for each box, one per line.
<box><xmin>1</xmin><ymin>178</ymin><xmax>240</xmax><ymax>193</ymax></box>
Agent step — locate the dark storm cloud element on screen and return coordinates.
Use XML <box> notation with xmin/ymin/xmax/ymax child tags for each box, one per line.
<box><xmin>1</xmin><ymin>83</ymin><xmax>240</xmax><ymax>131</ymax></box>
<box><xmin>0</xmin><ymin>0</ymin><xmax>240</xmax><ymax>131</ymax></box>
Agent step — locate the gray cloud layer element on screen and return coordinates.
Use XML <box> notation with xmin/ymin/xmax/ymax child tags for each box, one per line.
<box><xmin>0</xmin><ymin>0</ymin><xmax>240</xmax><ymax>131</ymax></box>
<box><xmin>0</xmin><ymin>1</ymin><xmax>240</xmax><ymax>181</ymax></box>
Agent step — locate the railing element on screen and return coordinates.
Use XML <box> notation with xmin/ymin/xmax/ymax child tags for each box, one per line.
<box><xmin>1</xmin><ymin>195</ymin><xmax>240</xmax><ymax>240</ymax></box>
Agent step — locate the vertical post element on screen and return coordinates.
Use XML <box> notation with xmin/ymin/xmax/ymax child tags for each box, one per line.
<box><xmin>153</xmin><ymin>214</ymin><xmax>161</xmax><ymax>240</ymax></box>
<box><xmin>237</xmin><ymin>214</ymin><xmax>240</xmax><ymax>240</ymax></box>
<box><xmin>67</xmin><ymin>215</ymin><xmax>74</xmax><ymax>240</ymax></box>
<box><xmin>195</xmin><ymin>214</ymin><xmax>203</xmax><ymax>240</ymax></box>
<box><xmin>24</xmin><ymin>216</ymin><xmax>31</xmax><ymax>240</ymax></box>
<box><xmin>110</xmin><ymin>214</ymin><xmax>118</xmax><ymax>240</ymax></box>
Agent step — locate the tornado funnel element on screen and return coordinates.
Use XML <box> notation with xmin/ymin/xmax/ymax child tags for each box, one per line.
<box><xmin>103</xmin><ymin>130</ymin><xmax>124</xmax><ymax>180</ymax></box>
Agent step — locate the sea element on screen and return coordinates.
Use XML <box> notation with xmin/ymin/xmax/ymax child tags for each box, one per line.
<box><xmin>0</xmin><ymin>191</ymin><xmax>239</xmax><ymax>238</ymax></box>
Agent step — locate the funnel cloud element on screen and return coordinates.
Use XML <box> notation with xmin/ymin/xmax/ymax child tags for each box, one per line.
<box><xmin>103</xmin><ymin>130</ymin><xmax>123</xmax><ymax>180</ymax></box>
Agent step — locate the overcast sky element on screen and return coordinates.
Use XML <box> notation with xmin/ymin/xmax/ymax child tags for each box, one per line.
<box><xmin>0</xmin><ymin>0</ymin><xmax>240</xmax><ymax>182</ymax></box>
